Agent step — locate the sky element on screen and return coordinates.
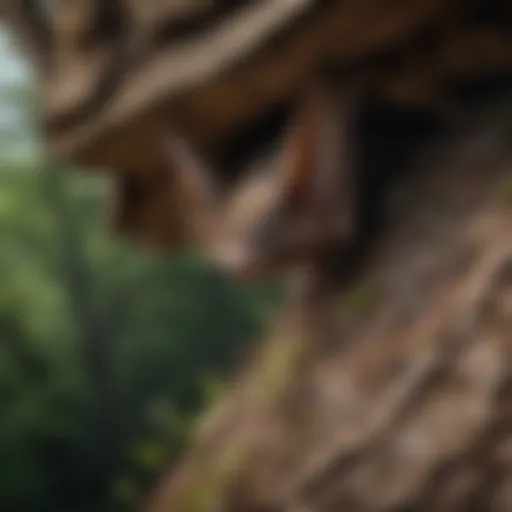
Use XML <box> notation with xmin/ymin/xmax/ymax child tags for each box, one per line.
<box><xmin>0</xmin><ymin>28</ymin><xmax>35</xmax><ymax>158</ymax></box>
<box><xmin>0</xmin><ymin>29</ymin><xmax>29</xmax><ymax>84</ymax></box>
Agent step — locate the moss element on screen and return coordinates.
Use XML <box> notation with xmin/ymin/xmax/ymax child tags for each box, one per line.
<box><xmin>498</xmin><ymin>174</ymin><xmax>512</xmax><ymax>206</ymax></box>
<box><xmin>339</xmin><ymin>280</ymin><xmax>377</xmax><ymax>320</ymax></box>
<box><xmin>192</xmin><ymin>398</ymin><xmax>231</xmax><ymax>443</ymax></box>
<box><xmin>178</xmin><ymin>439</ymin><xmax>252</xmax><ymax>512</ymax></box>
<box><xmin>180</xmin><ymin>315</ymin><xmax>313</xmax><ymax>510</ymax></box>
<box><xmin>178</xmin><ymin>439</ymin><xmax>251</xmax><ymax>512</ymax></box>
<box><xmin>254</xmin><ymin>331</ymin><xmax>309</xmax><ymax>403</ymax></box>
<box><xmin>180</xmin><ymin>475</ymin><xmax>222</xmax><ymax>512</ymax></box>
<box><xmin>217</xmin><ymin>439</ymin><xmax>252</xmax><ymax>487</ymax></box>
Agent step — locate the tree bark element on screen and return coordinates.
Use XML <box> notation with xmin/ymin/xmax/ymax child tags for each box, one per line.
<box><xmin>143</xmin><ymin>105</ymin><xmax>512</xmax><ymax>512</ymax></box>
<box><xmin>4</xmin><ymin>1</ymin><xmax>512</xmax><ymax>252</ymax></box>
<box><xmin>2</xmin><ymin>6</ymin><xmax>512</xmax><ymax>507</ymax></box>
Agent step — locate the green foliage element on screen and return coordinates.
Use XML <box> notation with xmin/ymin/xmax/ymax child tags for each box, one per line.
<box><xmin>0</xmin><ymin>64</ymin><xmax>281</xmax><ymax>512</ymax></box>
<box><xmin>0</xmin><ymin>159</ymin><xmax>280</xmax><ymax>512</ymax></box>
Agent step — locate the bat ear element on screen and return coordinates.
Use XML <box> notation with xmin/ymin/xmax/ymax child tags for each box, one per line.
<box><xmin>280</xmin><ymin>82</ymin><xmax>356</xmax><ymax>211</ymax></box>
<box><xmin>163</xmin><ymin>132</ymin><xmax>222</xmax><ymax>242</ymax></box>
<box><xmin>164</xmin><ymin>132</ymin><xmax>221</xmax><ymax>208</ymax></box>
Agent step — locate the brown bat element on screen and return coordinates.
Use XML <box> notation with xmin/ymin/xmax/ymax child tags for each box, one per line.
<box><xmin>164</xmin><ymin>82</ymin><xmax>358</xmax><ymax>287</ymax></box>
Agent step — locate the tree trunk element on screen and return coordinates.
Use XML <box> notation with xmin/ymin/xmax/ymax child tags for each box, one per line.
<box><xmin>143</xmin><ymin>104</ymin><xmax>512</xmax><ymax>512</ymax></box>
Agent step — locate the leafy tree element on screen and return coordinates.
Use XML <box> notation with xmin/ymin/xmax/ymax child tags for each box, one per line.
<box><xmin>0</xmin><ymin>84</ymin><xmax>280</xmax><ymax>511</ymax></box>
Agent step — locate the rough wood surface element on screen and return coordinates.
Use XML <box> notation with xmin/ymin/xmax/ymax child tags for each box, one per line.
<box><xmin>143</xmin><ymin>107</ymin><xmax>512</xmax><ymax>512</ymax></box>
<box><xmin>2</xmin><ymin>4</ymin><xmax>511</xmax><ymax>510</ymax></box>
<box><xmin>4</xmin><ymin>1</ymin><xmax>512</xmax><ymax>250</ymax></box>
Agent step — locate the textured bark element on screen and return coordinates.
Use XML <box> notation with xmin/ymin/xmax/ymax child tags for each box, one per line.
<box><xmin>3</xmin><ymin>0</ymin><xmax>512</xmax><ymax>250</ymax></box>
<box><xmin>3</xmin><ymin>4</ymin><xmax>510</xmax><ymax>510</ymax></box>
<box><xmin>143</xmin><ymin>106</ymin><xmax>512</xmax><ymax>512</ymax></box>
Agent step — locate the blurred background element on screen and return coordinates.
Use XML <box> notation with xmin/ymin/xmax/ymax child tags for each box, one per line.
<box><xmin>2</xmin><ymin>1</ymin><xmax>512</xmax><ymax>510</ymax></box>
<box><xmin>0</xmin><ymin>30</ymin><xmax>280</xmax><ymax>512</ymax></box>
